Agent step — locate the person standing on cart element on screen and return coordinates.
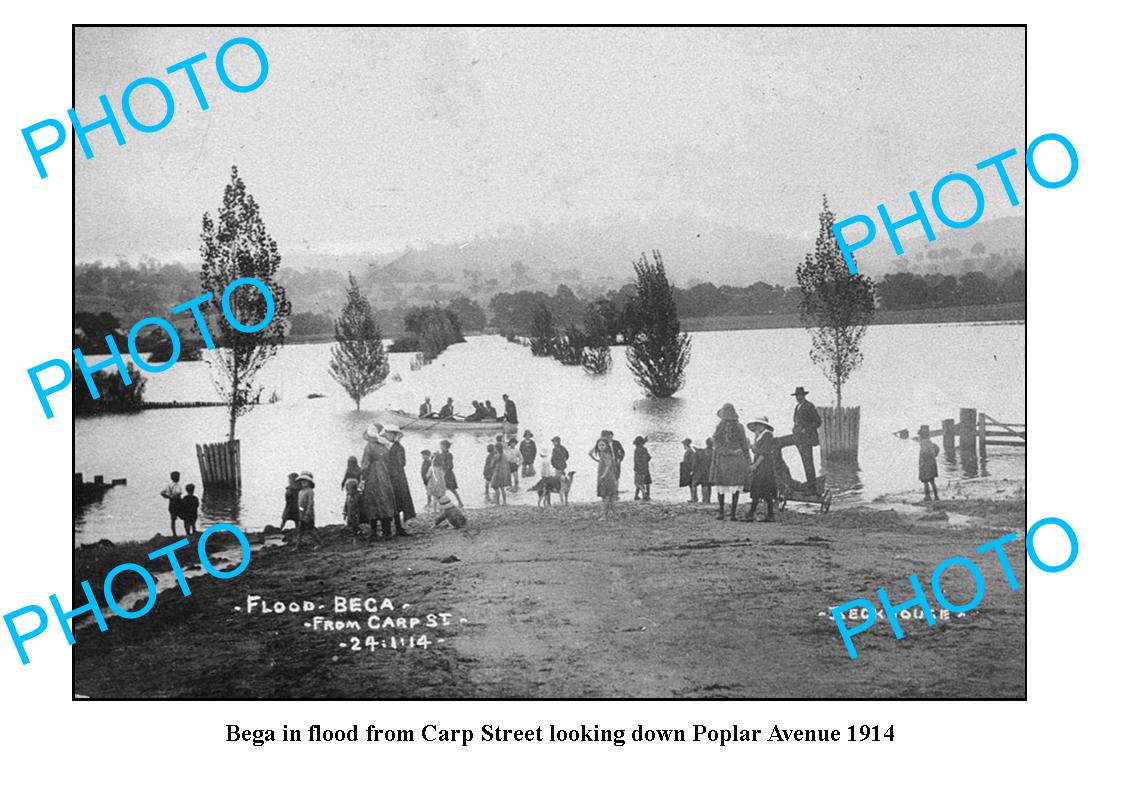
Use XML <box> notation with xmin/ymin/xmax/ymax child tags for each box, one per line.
<box><xmin>791</xmin><ymin>386</ymin><xmax>821</xmax><ymax>492</ymax></box>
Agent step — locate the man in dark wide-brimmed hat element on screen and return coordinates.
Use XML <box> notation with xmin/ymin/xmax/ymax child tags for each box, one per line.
<box><xmin>791</xmin><ymin>387</ymin><xmax>822</xmax><ymax>491</ymax></box>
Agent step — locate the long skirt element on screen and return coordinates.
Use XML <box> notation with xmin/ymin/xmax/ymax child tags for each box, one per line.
<box><xmin>427</xmin><ymin>465</ymin><xmax>448</xmax><ymax>498</ymax></box>
<box><xmin>490</xmin><ymin>458</ymin><xmax>511</xmax><ymax>488</ymax></box>
<box><xmin>388</xmin><ymin>464</ymin><xmax>416</xmax><ymax>521</ymax></box>
<box><xmin>361</xmin><ymin>462</ymin><xmax>397</xmax><ymax>521</ymax></box>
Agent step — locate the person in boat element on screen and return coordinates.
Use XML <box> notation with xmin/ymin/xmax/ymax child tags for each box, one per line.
<box><xmin>418</xmin><ymin>397</ymin><xmax>433</xmax><ymax>418</ymax></box>
<box><xmin>464</xmin><ymin>400</ymin><xmax>485</xmax><ymax>422</ymax></box>
<box><xmin>502</xmin><ymin>393</ymin><xmax>519</xmax><ymax>424</ymax></box>
<box><xmin>484</xmin><ymin>400</ymin><xmax>499</xmax><ymax>420</ymax></box>
<box><xmin>438</xmin><ymin>397</ymin><xmax>455</xmax><ymax>419</ymax></box>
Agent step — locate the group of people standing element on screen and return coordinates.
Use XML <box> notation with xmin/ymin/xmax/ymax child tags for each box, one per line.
<box><xmin>680</xmin><ymin>387</ymin><xmax>823</xmax><ymax>522</ymax></box>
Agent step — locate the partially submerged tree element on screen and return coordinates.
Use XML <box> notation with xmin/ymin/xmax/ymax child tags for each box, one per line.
<box><xmin>329</xmin><ymin>274</ymin><xmax>390</xmax><ymax>410</ymax></box>
<box><xmin>200</xmin><ymin>165</ymin><xmax>291</xmax><ymax>441</ymax></box>
<box><xmin>796</xmin><ymin>195</ymin><xmax>877</xmax><ymax>409</ymax></box>
<box><xmin>625</xmin><ymin>250</ymin><xmax>691</xmax><ymax>397</ymax></box>
<box><xmin>528</xmin><ymin>301</ymin><xmax>556</xmax><ymax>357</ymax></box>
<box><xmin>581</xmin><ymin>299</ymin><xmax>616</xmax><ymax>375</ymax></box>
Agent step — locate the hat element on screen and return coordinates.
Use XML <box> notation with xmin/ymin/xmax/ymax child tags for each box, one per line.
<box><xmin>918</xmin><ymin>424</ymin><xmax>931</xmax><ymax>438</ymax></box>
<box><xmin>792</xmin><ymin>387</ymin><xmax>809</xmax><ymax>397</ymax></box>
<box><xmin>343</xmin><ymin>477</ymin><xmax>359</xmax><ymax>490</ymax></box>
<box><xmin>381</xmin><ymin>423</ymin><xmax>402</xmax><ymax>436</ymax></box>
<box><xmin>746</xmin><ymin>415</ymin><xmax>774</xmax><ymax>432</ymax></box>
<box><xmin>716</xmin><ymin>403</ymin><xmax>739</xmax><ymax>421</ymax></box>
<box><xmin>363</xmin><ymin>422</ymin><xmax>383</xmax><ymax>442</ymax></box>
<box><xmin>633</xmin><ymin>435</ymin><xmax>646</xmax><ymax>446</ymax></box>
<box><xmin>523</xmin><ymin>430</ymin><xmax>533</xmax><ymax>438</ymax></box>
<box><xmin>297</xmin><ymin>470</ymin><xmax>316</xmax><ymax>488</ymax></box>
<box><xmin>681</xmin><ymin>437</ymin><xmax>692</xmax><ymax>445</ymax></box>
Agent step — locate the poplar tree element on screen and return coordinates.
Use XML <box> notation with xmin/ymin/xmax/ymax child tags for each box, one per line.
<box><xmin>199</xmin><ymin>166</ymin><xmax>291</xmax><ymax>441</ymax></box>
<box><xmin>796</xmin><ymin>195</ymin><xmax>877</xmax><ymax>409</ymax></box>
<box><xmin>329</xmin><ymin>274</ymin><xmax>390</xmax><ymax>410</ymax></box>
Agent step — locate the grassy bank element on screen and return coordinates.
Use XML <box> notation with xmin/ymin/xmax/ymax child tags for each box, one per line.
<box><xmin>680</xmin><ymin>302</ymin><xmax>1026</xmax><ymax>333</ymax></box>
<box><xmin>74</xmin><ymin>487</ymin><xmax>1026</xmax><ymax>699</ymax></box>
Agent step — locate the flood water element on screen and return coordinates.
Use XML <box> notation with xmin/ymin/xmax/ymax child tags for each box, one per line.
<box><xmin>75</xmin><ymin>322</ymin><xmax>1025</xmax><ymax>544</ymax></box>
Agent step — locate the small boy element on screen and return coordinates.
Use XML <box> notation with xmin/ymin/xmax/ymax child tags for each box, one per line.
<box><xmin>420</xmin><ymin>450</ymin><xmax>433</xmax><ymax>507</ymax></box>
<box><xmin>433</xmin><ymin>494</ymin><xmax>467</xmax><ymax>529</ymax></box>
<box><xmin>917</xmin><ymin>425</ymin><xmax>940</xmax><ymax>501</ymax></box>
<box><xmin>633</xmin><ymin>436</ymin><xmax>652</xmax><ymax>501</ymax></box>
<box><xmin>483</xmin><ymin>444</ymin><xmax>496</xmax><ymax>501</ymax></box>
<box><xmin>160</xmin><ymin>471</ymin><xmax>183</xmax><ymax>536</ymax></box>
<box><xmin>179</xmin><ymin>484</ymin><xmax>200</xmax><ymax>536</ymax></box>
<box><xmin>279</xmin><ymin>472</ymin><xmax>300</xmax><ymax>531</ymax></box>
<box><xmin>294</xmin><ymin>471</ymin><xmax>325</xmax><ymax>551</ymax></box>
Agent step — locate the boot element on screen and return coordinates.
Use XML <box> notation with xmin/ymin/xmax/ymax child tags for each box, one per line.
<box><xmin>729</xmin><ymin>492</ymin><xmax>740</xmax><ymax>522</ymax></box>
<box><xmin>717</xmin><ymin>494</ymin><xmax>725</xmax><ymax>520</ymax></box>
<box><xmin>745</xmin><ymin>497</ymin><xmax>758</xmax><ymax>522</ymax></box>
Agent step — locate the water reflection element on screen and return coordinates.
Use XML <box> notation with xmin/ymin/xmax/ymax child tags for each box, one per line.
<box><xmin>202</xmin><ymin>486</ymin><xmax>242</xmax><ymax>527</ymax></box>
<box><xmin>820</xmin><ymin>458</ymin><xmax>864</xmax><ymax>499</ymax></box>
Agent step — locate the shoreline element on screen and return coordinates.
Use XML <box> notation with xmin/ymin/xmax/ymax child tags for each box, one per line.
<box><xmin>74</xmin><ymin>483</ymin><xmax>1026</xmax><ymax>698</ymax></box>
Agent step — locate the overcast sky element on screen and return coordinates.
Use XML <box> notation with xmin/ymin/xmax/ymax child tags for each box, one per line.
<box><xmin>74</xmin><ymin>26</ymin><xmax>1025</xmax><ymax>263</ymax></box>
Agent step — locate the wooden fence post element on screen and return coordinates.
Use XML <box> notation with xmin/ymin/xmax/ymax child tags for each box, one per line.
<box><xmin>941</xmin><ymin>418</ymin><xmax>956</xmax><ymax>461</ymax></box>
<box><xmin>977</xmin><ymin>413</ymin><xmax>988</xmax><ymax>460</ymax></box>
<box><xmin>958</xmin><ymin>407</ymin><xmax>978</xmax><ymax>475</ymax></box>
<box><xmin>820</xmin><ymin>406</ymin><xmax>860</xmax><ymax>461</ymax></box>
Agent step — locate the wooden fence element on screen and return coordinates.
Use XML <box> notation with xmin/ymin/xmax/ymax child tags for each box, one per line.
<box><xmin>820</xmin><ymin>406</ymin><xmax>861</xmax><ymax>460</ymax></box>
<box><xmin>196</xmin><ymin>440</ymin><xmax>242</xmax><ymax>488</ymax></box>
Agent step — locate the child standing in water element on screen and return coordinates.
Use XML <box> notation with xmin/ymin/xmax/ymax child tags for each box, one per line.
<box><xmin>179</xmin><ymin>484</ymin><xmax>200</xmax><ymax>536</ymax></box>
<box><xmin>483</xmin><ymin>444</ymin><xmax>496</xmax><ymax>502</ymax></box>
<box><xmin>917</xmin><ymin>425</ymin><xmax>940</xmax><ymax>501</ymax></box>
<box><xmin>633</xmin><ymin>436</ymin><xmax>651</xmax><ymax>501</ymax></box>
<box><xmin>420</xmin><ymin>450</ymin><xmax>434</xmax><ymax>508</ymax></box>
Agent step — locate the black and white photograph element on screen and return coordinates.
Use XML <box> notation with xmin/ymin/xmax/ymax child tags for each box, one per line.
<box><xmin>71</xmin><ymin>26</ymin><xmax>1026</xmax><ymax>698</ymax></box>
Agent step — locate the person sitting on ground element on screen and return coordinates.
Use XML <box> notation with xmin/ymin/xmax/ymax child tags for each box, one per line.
<box><xmin>418</xmin><ymin>397</ymin><xmax>433</xmax><ymax>418</ymax></box>
<box><xmin>433</xmin><ymin>494</ymin><xmax>468</xmax><ymax>530</ymax></box>
<box><xmin>438</xmin><ymin>397</ymin><xmax>455</xmax><ymax>419</ymax></box>
<box><xmin>179</xmin><ymin>483</ymin><xmax>200</xmax><ymax>535</ymax></box>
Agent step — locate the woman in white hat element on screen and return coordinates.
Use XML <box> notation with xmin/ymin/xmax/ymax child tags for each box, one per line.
<box><xmin>360</xmin><ymin>422</ymin><xmax>399</xmax><ymax>539</ymax></box>
<box><xmin>381</xmin><ymin>424</ymin><xmax>416</xmax><ymax>535</ymax></box>
<box><xmin>745</xmin><ymin>416</ymin><xmax>779</xmax><ymax>522</ymax></box>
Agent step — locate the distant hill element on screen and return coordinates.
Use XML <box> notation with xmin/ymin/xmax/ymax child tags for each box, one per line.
<box><xmin>855</xmin><ymin>214</ymin><xmax>1025</xmax><ymax>277</ymax></box>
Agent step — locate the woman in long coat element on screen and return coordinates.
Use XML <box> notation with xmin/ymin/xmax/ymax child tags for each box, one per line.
<box><xmin>381</xmin><ymin>425</ymin><xmax>416</xmax><ymax>534</ymax></box>
<box><xmin>360</xmin><ymin>423</ymin><xmax>398</xmax><ymax>539</ymax></box>
<box><xmin>745</xmin><ymin>416</ymin><xmax>779</xmax><ymax>522</ymax></box>
<box><xmin>710</xmin><ymin>403</ymin><xmax>750</xmax><ymax>520</ymax></box>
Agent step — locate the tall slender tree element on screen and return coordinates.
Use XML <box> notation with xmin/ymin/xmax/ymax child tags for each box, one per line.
<box><xmin>329</xmin><ymin>274</ymin><xmax>390</xmax><ymax>410</ymax></box>
<box><xmin>625</xmin><ymin>250</ymin><xmax>691</xmax><ymax>397</ymax></box>
<box><xmin>199</xmin><ymin>166</ymin><xmax>291</xmax><ymax>441</ymax></box>
<box><xmin>528</xmin><ymin>302</ymin><xmax>556</xmax><ymax>357</ymax></box>
<box><xmin>796</xmin><ymin>195</ymin><xmax>877</xmax><ymax>409</ymax></box>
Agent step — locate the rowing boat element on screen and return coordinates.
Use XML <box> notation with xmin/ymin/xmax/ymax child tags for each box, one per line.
<box><xmin>374</xmin><ymin>409</ymin><xmax>517</xmax><ymax>433</ymax></box>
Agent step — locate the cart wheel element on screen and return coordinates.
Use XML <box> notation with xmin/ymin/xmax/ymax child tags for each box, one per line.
<box><xmin>820</xmin><ymin>490</ymin><xmax>832</xmax><ymax>514</ymax></box>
